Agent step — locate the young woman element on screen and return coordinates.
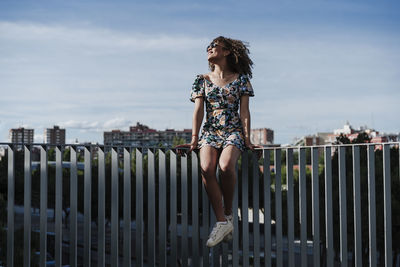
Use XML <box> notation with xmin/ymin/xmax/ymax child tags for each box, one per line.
<box><xmin>180</xmin><ymin>36</ymin><xmax>255</xmax><ymax>247</ymax></box>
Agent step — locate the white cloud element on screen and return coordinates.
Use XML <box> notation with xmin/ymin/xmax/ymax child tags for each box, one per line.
<box><xmin>58</xmin><ymin>117</ymin><xmax>134</xmax><ymax>132</ymax></box>
<box><xmin>34</xmin><ymin>133</ymin><xmax>44</xmax><ymax>143</ymax></box>
<box><xmin>103</xmin><ymin>117</ymin><xmax>133</xmax><ymax>130</ymax></box>
<box><xmin>0</xmin><ymin>21</ymin><xmax>207</xmax><ymax>52</ymax></box>
<box><xmin>59</xmin><ymin>120</ymin><xmax>100</xmax><ymax>131</ymax></box>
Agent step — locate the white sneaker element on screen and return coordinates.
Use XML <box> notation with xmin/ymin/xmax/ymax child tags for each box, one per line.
<box><xmin>206</xmin><ymin>220</ymin><xmax>233</xmax><ymax>247</ymax></box>
<box><xmin>223</xmin><ymin>214</ymin><xmax>233</xmax><ymax>242</ymax></box>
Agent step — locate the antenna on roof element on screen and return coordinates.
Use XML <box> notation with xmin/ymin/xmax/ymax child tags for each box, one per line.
<box><xmin>371</xmin><ymin>113</ymin><xmax>375</xmax><ymax>129</ymax></box>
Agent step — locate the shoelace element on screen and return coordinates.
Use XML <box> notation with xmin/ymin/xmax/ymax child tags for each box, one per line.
<box><xmin>209</xmin><ymin>224</ymin><xmax>223</xmax><ymax>240</ymax></box>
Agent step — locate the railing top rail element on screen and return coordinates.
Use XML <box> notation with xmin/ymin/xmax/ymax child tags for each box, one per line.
<box><xmin>256</xmin><ymin>141</ymin><xmax>399</xmax><ymax>150</ymax></box>
<box><xmin>0</xmin><ymin>141</ymin><xmax>399</xmax><ymax>150</ymax></box>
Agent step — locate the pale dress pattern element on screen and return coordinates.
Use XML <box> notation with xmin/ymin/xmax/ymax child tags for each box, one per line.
<box><xmin>190</xmin><ymin>74</ymin><xmax>254</xmax><ymax>151</ymax></box>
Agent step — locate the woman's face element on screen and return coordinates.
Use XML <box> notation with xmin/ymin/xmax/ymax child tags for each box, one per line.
<box><xmin>207</xmin><ymin>41</ymin><xmax>229</xmax><ymax>62</ymax></box>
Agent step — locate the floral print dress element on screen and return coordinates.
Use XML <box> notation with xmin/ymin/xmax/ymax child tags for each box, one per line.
<box><xmin>190</xmin><ymin>74</ymin><xmax>254</xmax><ymax>151</ymax></box>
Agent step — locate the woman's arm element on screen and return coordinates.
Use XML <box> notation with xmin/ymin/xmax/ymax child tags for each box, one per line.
<box><xmin>240</xmin><ymin>95</ymin><xmax>254</xmax><ymax>149</ymax></box>
<box><xmin>190</xmin><ymin>97</ymin><xmax>204</xmax><ymax>152</ymax></box>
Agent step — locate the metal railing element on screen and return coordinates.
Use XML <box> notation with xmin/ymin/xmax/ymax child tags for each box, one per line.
<box><xmin>1</xmin><ymin>142</ymin><xmax>399</xmax><ymax>266</ymax></box>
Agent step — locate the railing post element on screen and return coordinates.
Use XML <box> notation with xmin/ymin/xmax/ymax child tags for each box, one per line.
<box><xmin>135</xmin><ymin>148</ymin><xmax>144</xmax><ymax>266</ymax></box>
<box><xmin>181</xmin><ymin>152</ymin><xmax>189</xmax><ymax>267</ymax></box>
<box><xmin>252</xmin><ymin>152</ymin><xmax>260</xmax><ymax>267</ymax></box>
<box><xmin>7</xmin><ymin>145</ymin><xmax>15</xmax><ymax>267</ymax></box>
<box><xmin>353</xmin><ymin>146</ymin><xmax>362</xmax><ymax>267</ymax></box>
<box><xmin>123</xmin><ymin>148</ymin><xmax>132</xmax><ymax>267</ymax></box>
<box><xmin>383</xmin><ymin>144</ymin><xmax>392</xmax><ymax>267</ymax></box>
<box><xmin>111</xmin><ymin>148</ymin><xmax>119</xmax><ymax>266</ymax></box>
<box><xmin>24</xmin><ymin>145</ymin><xmax>32</xmax><ymax>267</ymax></box>
<box><xmin>55</xmin><ymin>146</ymin><xmax>63</xmax><ymax>267</ymax></box>
<box><xmin>339</xmin><ymin>146</ymin><xmax>348</xmax><ymax>267</ymax></box>
<box><xmin>169</xmin><ymin>150</ymin><xmax>178</xmax><ymax>267</ymax></box>
<box><xmin>191</xmin><ymin>151</ymin><xmax>200</xmax><ymax>267</ymax></box>
<box><xmin>40</xmin><ymin>145</ymin><xmax>48</xmax><ymax>267</ymax></box>
<box><xmin>147</xmin><ymin>149</ymin><xmax>156</xmax><ymax>266</ymax></box>
<box><xmin>232</xmin><ymin>163</ymin><xmax>239</xmax><ymax>267</ymax></box>
<box><xmin>263</xmin><ymin>149</ymin><xmax>272</xmax><ymax>267</ymax></box>
<box><xmin>286</xmin><ymin>148</ymin><xmax>295</xmax><ymax>267</ymax></box>
<box><xmin>312</xmin><ymin>147</ymin><xmax>320</xmax><ymax>267</ymax></box>
<box><xmin>274</xmin><ymin>148</ymin><xmax>283</xmax><ymax>267</ymax></box>
<box><xmin>201</xmin><ymin>156</ymin><xmax>210</xmax><ymax>267</ymax></box>
<box><xmin>367</xmin><ymin>145</ymin><xmax>377</xmax><ymax>267</ymax></box>
<box><xmin>158</xmin><ymin>149</ymin><xmax>167</xmax><ymax>267</ymax></box>
<box><xmin>97</xmin><ymin>147</ymin><xmax>105</xmax><ymax>267</ymax></box>
<box><xmin>324</xmin><ymin>146</ymin><xmax>334</xmax><ymax>267</ymax></box>
<box><xmin>299</xmin><ymin>147</ymin><xmax>307</xmax><ymax>267</ymax></box>
<box><xmin>84</xmin><ymin>146</ymin><xmax>92</xmax><ymax>267</ymax></box>
<box><xmin>241</xmin><ymin>151</ymin><xmax>249</xmax><ymax>267</ymax></box>
<box><xmin>70</xmin><ymin>146</ymin><xmax>78</xmax><ymax>267</ymax></box>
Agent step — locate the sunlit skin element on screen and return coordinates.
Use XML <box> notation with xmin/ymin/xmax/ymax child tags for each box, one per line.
<box><xmin>178</xmin><ymin>41</ymin><xmax>256</xmax><ymax>222</ymax></box>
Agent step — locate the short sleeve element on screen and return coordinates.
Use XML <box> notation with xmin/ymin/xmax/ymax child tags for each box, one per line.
<box><xmin>239</xmin><ymin>74</ymin><xmax>254</xmax><ymax>97</ymax></box>
<box><xmin>190</xmin><ymin>75</ymin><xmax>205</xmax><ymax>102</ymax></box>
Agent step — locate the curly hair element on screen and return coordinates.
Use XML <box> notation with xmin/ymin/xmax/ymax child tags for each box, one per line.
<box><xmin>208</xmin><ymin>36</ymin><xmax>254</xmax><ymax>78</ymax></box>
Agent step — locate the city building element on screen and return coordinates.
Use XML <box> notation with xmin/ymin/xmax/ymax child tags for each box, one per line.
<box><xmin>44</xmin><ymin>125</ymin><xmax>66</xmax><ymax>145</ymax></box>
<box><xmin>9</xmin><ymin>127</ymin><xmax>34</xmax><ymax>144</ymax></box>
<box><xmin>333</xmin><ymin>121</ymin><xmax>355</xmax><ymax>135</ymax></box>
<box><xmin>250</xmin><ymin>128</ymin><xmax>274</xmax><ymax>145</ymax></box>
<box><xmin>293</xmin><ymin>122</ymin><xmax>399</xmax><ymax>146</ymax></box>
<box><xmin>104</xmin><ymin>122</ymin><xmax>192</xmax><ymax>147</ymax></box>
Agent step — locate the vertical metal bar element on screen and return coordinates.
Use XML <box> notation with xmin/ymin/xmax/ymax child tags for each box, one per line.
<box><xmin>169</xmin><ymin>151</ymin><xmax>177</xmax><ymax>267</ymax></box>
<box><xmin>202</xmin><ymin>162</ymin><xmax>210</xmax><ymax>267</ymax></box>
<box><xmin>148</xmin><ymin>149</ymin><xmax>156</xmax><ymax>266</ymax></box>
<box><xmin>55</xmin><ymin>146</ymin><xmax>63</xmax><ymax>267</ymax></box>
<box><xmin>324</xmin><ymin>147</ymin><xmax>334</xmax><ymax>267</ymax></box>
<box><xmin>158</xmin><ymin>149</ymin><xmax>167</xmax><ymax>267</ymax></box>
<box><xmin>232</xmin><ymin>164</ymin><xmax>239</xmax><ymax>267</ymax></box>
<box><xmin>135</xmin><ymin>149</ymin><xmax>143</xmax><ymax>266</ymax></box>
<box><xmin>84</xmin><ymin>146</ymin><xmax>92</xmax><ymax>267</ymax></box>
<box><xmin>222</xmin><ymin>242</ymin><xmax>228</xmax><ymax>267</ymax></box>
<box><xmin>242</xmin><ymin>151</ymin><xmax>249</xmax><ymax>267</ymax></box>
<box><xmin>252</xmin><ymin>152</ymin><xmax>260</xmax><ymax>267</ymax></box>
<box><xmin>286</xmin><ymin>148</ymin><xmax>295</xmax><ymax>267</ymax></box>
<box><xmin>24</xmin><ymin>145</ymin><xmax>32</xmax><ymax>267</ymax></box>
<box><xmin>40</xmin><ymin>146</ymin><xmax>48</xmax><ymax>267</ymax></box>
<box><xmin>299</xmin><ymin>147</ymin><xmax>307</xmax><ymax>267</ymax></box>
<box><xmin>111</xmin><ymin>148</ymin><xmax>119</xmax><ymax>266</ymax></box>
<box><xmin>338</xmin><ymin>146</ymin><xmax>347</xmax><ymax>267</ymax></box>
<box><xmin>97</xmin><ymin>147</ymin><xmax>105</xmax><ymax>267</ymax></box>
<box><xmin>219</xmin><ymin>158</ymin><xmax>228</xmax><ymax>265</ymax></box>
<box><xmin>383</xmin><ymin>144</ymin><xmax>392</xmax><ymax>267</ymax></box>
<box><xmin>353</xmin><ymin>146</ymin><xmax>362</xmax><ymax>267</ymax></box>
<box><xmin>311</xmin><ymin>147</ymin><xmax>320</xmax><ymax>267</ymax></box>
<box><xmin>367</xmin><ymin>145</ymin><xmax>377</xmax><ymax>267</ymax></box>
<box><xmin>70</xmin><ymin>147</ymin><xmax>78</xmax><ymax>267</ymax></box>
<box><xmin>263</xmin><ymin>149</ymin><xmax>271</xmax><ymax>267</ymax></box>
<box><xmin>7</xmin><ymin>146</ymin><xmax>14</xmax><ymax>267</ymax></box>
<box><xmin>191</xmin><ymin>151</ymin><xmax>199</xmax><ymax>267</ymax></box>
<box><xmin>210</xmin><ymin>212</ymin><xmax>218</xmax><ymax>267</ymax></box>
<box><xmin>274</xmin><ymin>149</ymin><xmax>283</xmax><ymax>267</ymax></box>
<box><xmin>181</xmin><ymin>154</ymin><xmax>188</xmax><ymax>267</ymax></box>
<box><xmin>123</xmin><ymin>148</ymin><xmax>131</xmax><ymax>267</ymax></box>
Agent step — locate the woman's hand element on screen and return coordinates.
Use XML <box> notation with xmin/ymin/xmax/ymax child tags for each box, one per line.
<box><xmin>245</xmin><ymin>138</ymin><xmax>255</xmax><ymax>150</ymax></box>
<box><xmin>174</xmin><ymin>144</ymin><xmax>190</xmax><ymax>156</ymax></box>
<box><xmin>174</xmin><ymin>135</ymin><xmax>199</xmax><ymax>156</ymax></box>
<box><xmin>245</xmin><ymin>139</ymin><xmax>263</xmax><ymax>158</ymax></box>
<box><xmin>189</xmin><ymin>135</ymin><xmax>199</xmax><ymax>153</ymax></box>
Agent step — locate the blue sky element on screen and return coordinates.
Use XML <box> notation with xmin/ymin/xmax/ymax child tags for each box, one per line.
<box><xmin>1</xmin><ymin>0</ymin><xmax>399</xmax><ymax>144</ymax></box>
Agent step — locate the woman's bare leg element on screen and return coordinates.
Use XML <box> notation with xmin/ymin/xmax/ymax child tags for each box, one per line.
<box><xmin>199</xmin><ymin>146</ymin><xmax>226</xmax><ymax>222</ymax></box>
<box><xmin>218</xmin><ymin>145</ymin><xmax>242</xmax><ymax>216</ymax></box>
